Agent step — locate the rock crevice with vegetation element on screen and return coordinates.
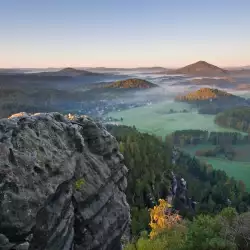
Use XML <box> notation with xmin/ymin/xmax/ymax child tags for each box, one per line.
<box><xmin>0</xmin><ymin>112</ymin><xmax>130</xmax><ymax>250</ymax></box>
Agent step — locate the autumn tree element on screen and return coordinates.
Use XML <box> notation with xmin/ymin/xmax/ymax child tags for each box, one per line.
<box><xmin>149</xmin><ymin>199</ymin><xmax>182</xmax><ymax>239</ymax></box>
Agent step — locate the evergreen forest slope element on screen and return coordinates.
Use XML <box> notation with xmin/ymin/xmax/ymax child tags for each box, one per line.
<box><xmin>215</xmin><ymin>106</ymin><xmax>250</xmax><ymax>132</ymax></box>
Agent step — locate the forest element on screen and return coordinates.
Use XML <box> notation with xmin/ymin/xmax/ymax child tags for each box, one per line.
<box><xmin>106</xmin><ymin>125</ymin><xmax>250</xmax><ymax>244</ymax></box>
<box><xmin>171</xmin><ymin>129</ymin><xmax>250</xmax><ymax>146</ymax></box>
<box><xmin>215</xmin><ymin>106</ymin><xmax>250</xmax><ymax>132</ymax></box>
<box><xmin>175</xmin><ymin>88</ymin><xmax>250</xmax><ymax>115</ymax></box>
<box><xmin>175</xmin><ymin>88</ymin><xmax>232</xmax><ymax>101</ymax></box>
<box><xmin>104</xmin><ymin>78</ymin><xmax>158</xmax><ymax>89</ymax></box>
<box><xmin>125</xmin><ymin>205</ymin><xmax>250</xmax><ymax>250</ymax></box>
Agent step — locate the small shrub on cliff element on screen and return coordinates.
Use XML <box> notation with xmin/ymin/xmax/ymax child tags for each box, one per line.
<box><xmin>75</xmin><ymin>178</ymin><xmax>85</xmax><ymax>190</ymax></box>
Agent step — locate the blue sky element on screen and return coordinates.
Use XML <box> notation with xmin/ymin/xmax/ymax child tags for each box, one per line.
<box><xmin>0</xmin><ymin>0</ymin><xmax>250</xmax><ymax>68</ymax></box>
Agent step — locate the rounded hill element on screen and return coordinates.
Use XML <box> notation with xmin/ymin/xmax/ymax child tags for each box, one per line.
<box><xmin>35</xmin><ymin>67</ymin><xmax>102</xmax><ymax>77</ymax></box>
<box><xmin>104</xmin><ymin>78</ymin><xmax>158</xmax><ymax>89</ymax></box>
<box><xmin>175</xmin><ymin>88</ymin><xmax>249</xmax><ymax>114</ymax></box>
<box><xmin>58</xmin><ymin>67</ymin><xmax>99</xmax><ymax>76</ymax></box>
<box><xmin>176</xmin><ymin>88</ymin><xmax>232</xmax><ymax>101</ymax></box>
<box><xmin>170</xmin><ymin>61</ymin><xmax>228</xmax><ymax>76</ymax></box>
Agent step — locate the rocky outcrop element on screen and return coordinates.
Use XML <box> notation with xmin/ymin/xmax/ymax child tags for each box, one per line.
<box><xmin>168</xmin><ymin>148</ymin><xmax>198</xmax><ymax>214</ymax></box>
<box><xmin>0</xmin><ymin>112</ymin><xmax>130</xmax><ymax>250</ymax></box>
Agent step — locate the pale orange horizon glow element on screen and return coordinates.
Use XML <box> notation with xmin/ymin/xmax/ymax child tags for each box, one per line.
<box><xmin>1</xmin><ymin>57</ymin><xmax>250</xmax><ymax>69</ymax></box>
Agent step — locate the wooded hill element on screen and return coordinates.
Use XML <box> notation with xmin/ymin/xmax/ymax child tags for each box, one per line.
<box><xmin>175</xmin><ymin>88</ymin><xmax>249</xmax><ymax>114</ymax></box>
<box><xmin>215</xmin><ymin>106</ymin><xmax>250</xmax><ymax>132</ymax></box>
<box><xmin>104</xmin><ymin>78</ymin><xmax>158</xmax><ymax>89</ymax></box>
<box><xmin>175</xmin><ymin>88</ymin><xmax>232</xmax><ymax>101</ymax></box>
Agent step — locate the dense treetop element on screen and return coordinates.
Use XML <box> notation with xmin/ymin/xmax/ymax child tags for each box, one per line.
<box><xmin>125</xmin><ymin>206</ymin><xmax>250</xmax><ymax>250</ymax></box>
<box><xmin>215</xmin><ymin>106</ymin><xmax>250</xmax><ymax>132</ymax></box>
<box><xmin>106</xmin><ymin>125</ymin><xmax>250</xmax><ymax>237</ymax></box>
<box><xmin>176</xmin><ymin>88</ymin><xmax>232</xmax><ymax>101</ymax></box>
<box><xmin>110</xmin><ymin>125</ymin><xmax>250</xmax><ymax>249</ymax></box>
<box><xmin>104</xmin><ymin>78</ymin><xmax>158</xmax><ymax>89</ymax></box>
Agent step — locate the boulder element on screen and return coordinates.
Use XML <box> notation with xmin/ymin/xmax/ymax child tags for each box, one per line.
<box><xmin>0</xmin><ymin>112</ymin><xmax>130</xmax><ymax>250</ymax></box>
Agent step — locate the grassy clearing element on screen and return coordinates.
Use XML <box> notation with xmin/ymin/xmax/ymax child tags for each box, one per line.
<box><xmin>108</xmin><ymin>101</ymin><xmax>242</xmax><ymax>137</ymax></box>
<box><xmin>107</xmin><ymin>101</ymin><xmax>250</xmax><ymax>190</ymax></box>
<box><xmin>183</xmin><ymin>144</ymin><xmax>250</xmax><ymax>191</ymax></box>
<box><xmin>108</xmin><ymin>101</ymin><xmax>250</xmax><ymax>190</ymax></box>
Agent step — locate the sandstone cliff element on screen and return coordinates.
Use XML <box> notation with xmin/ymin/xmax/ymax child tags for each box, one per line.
<box><xmin>0</xmin><ymin>112</ymin><xmax>130</xmax><ymax>250</ymax></box>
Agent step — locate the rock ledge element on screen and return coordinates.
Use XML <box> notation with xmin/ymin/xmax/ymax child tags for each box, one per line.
<box><xmin>0</xmin><ymin>112</ymin><xmax>130</xmax><ymax>250</ymax></box>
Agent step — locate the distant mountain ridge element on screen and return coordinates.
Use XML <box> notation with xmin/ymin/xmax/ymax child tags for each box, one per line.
<box><xmin>86</xmin><ymin>66</ymin><xmax>167</xmax><ymax>73</ymax></box>
<box><xmin>37</xmin><ymin>67</ymin><xmax>103</xmax><ymax>77</ymax></box>
<box><xmin>59</xmin><ymin>67</ymin><xmax>89</xmax><ymax>74</ymax></box>
<box><xmin>169</xmin><ymin>61</ymin><xmax>229</xmax><ymax>76</ymax></box>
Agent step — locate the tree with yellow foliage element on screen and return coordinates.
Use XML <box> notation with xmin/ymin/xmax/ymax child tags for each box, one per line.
<box><xmin>149</xmin><ymin>199</ymin><xmax>182</xmax><ymax>239</ymax></box>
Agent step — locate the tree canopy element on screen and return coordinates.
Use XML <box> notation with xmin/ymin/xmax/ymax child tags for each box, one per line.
<box><xmin>215</xmin><ymin>106</ymin><xmax>250</xmax><ymax>132</ymax></box>
<box><xmin>106</xmin><ymin>125</ymin><xmax>250</xmax><ymax>237</ymax></box>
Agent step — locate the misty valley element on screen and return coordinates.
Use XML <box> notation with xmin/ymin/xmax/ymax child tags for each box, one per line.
<box><xmin>2</xmin><ymin>63</ymin><xmax>250</xmax><ymax>189</ymax></box>
<box><xmin>2</xmin><ymin>61</ymin><xmax>250</xmax><ymax>249</ymax></box>
<box><xmin>3</xmin><ymin>1</ymin><xmax>250</xmax><ymax>249</ymax></box>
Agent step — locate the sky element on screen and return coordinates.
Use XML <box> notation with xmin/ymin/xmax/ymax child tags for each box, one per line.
<box><xmin>0</xmin><ymin>0</ymin><xmax>250</xmax><ymax>68</ymax></box>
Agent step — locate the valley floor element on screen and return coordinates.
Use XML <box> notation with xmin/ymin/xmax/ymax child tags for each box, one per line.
<box><xmin>183</xmin><ymin>144</ymin><xmax>250</xmax><ymax>191</ymax></box>
<box><xmin>107</xmin><ymin>101</ymin><xmax>250</xmax><ymax>190</ymax></box>
<box><xmin>107</xmin><ymin>101</ymin><xmax>244</xmax><ymax>136</ymax></box>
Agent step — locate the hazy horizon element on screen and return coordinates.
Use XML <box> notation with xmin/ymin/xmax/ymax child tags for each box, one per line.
<box><xmin>0</xmin><ymin>62</ymin><xmax>250</xmax><ymax>70</ymax></box>
<box><xmin>1</xmin><ymin>0</ymin><xmax>250</xmax><ymax>68</ymax></box>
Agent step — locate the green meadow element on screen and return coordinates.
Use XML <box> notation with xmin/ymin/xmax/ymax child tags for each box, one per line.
<box><xmin>183</xmin><ymin>144</ymin><xmax>250</xmax><ymax>191</ymax></box>
<box><xmin>107</xmin><ymin>101</ymin><xmax>250</xmax><ymax>190</ymax></box>
<box><xmin>108</xmin><ymin>101</ymin><xmax>242</xmax><ymax>136</ymax></box>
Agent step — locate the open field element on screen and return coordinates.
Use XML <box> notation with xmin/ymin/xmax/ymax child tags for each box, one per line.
<box><xmin>107</xmin><ymin>101</ymin><xmax>250</xmax><ymax>190</ymax></box>
<box><xmin>183</xmin><ymin>144</ymin><xmax>250</xmax><ymax>191</ymax></box>
<box><xmin>107</xmin><ymin>101</ymin><xmax>244</xmax><ymax>136</ymax></box>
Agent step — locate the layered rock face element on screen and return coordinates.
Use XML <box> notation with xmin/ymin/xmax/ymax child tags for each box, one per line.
<box><xmin>0</xmin><ymin>113</ymin><xmax>130</xmax><ymax>250</ymax></box>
